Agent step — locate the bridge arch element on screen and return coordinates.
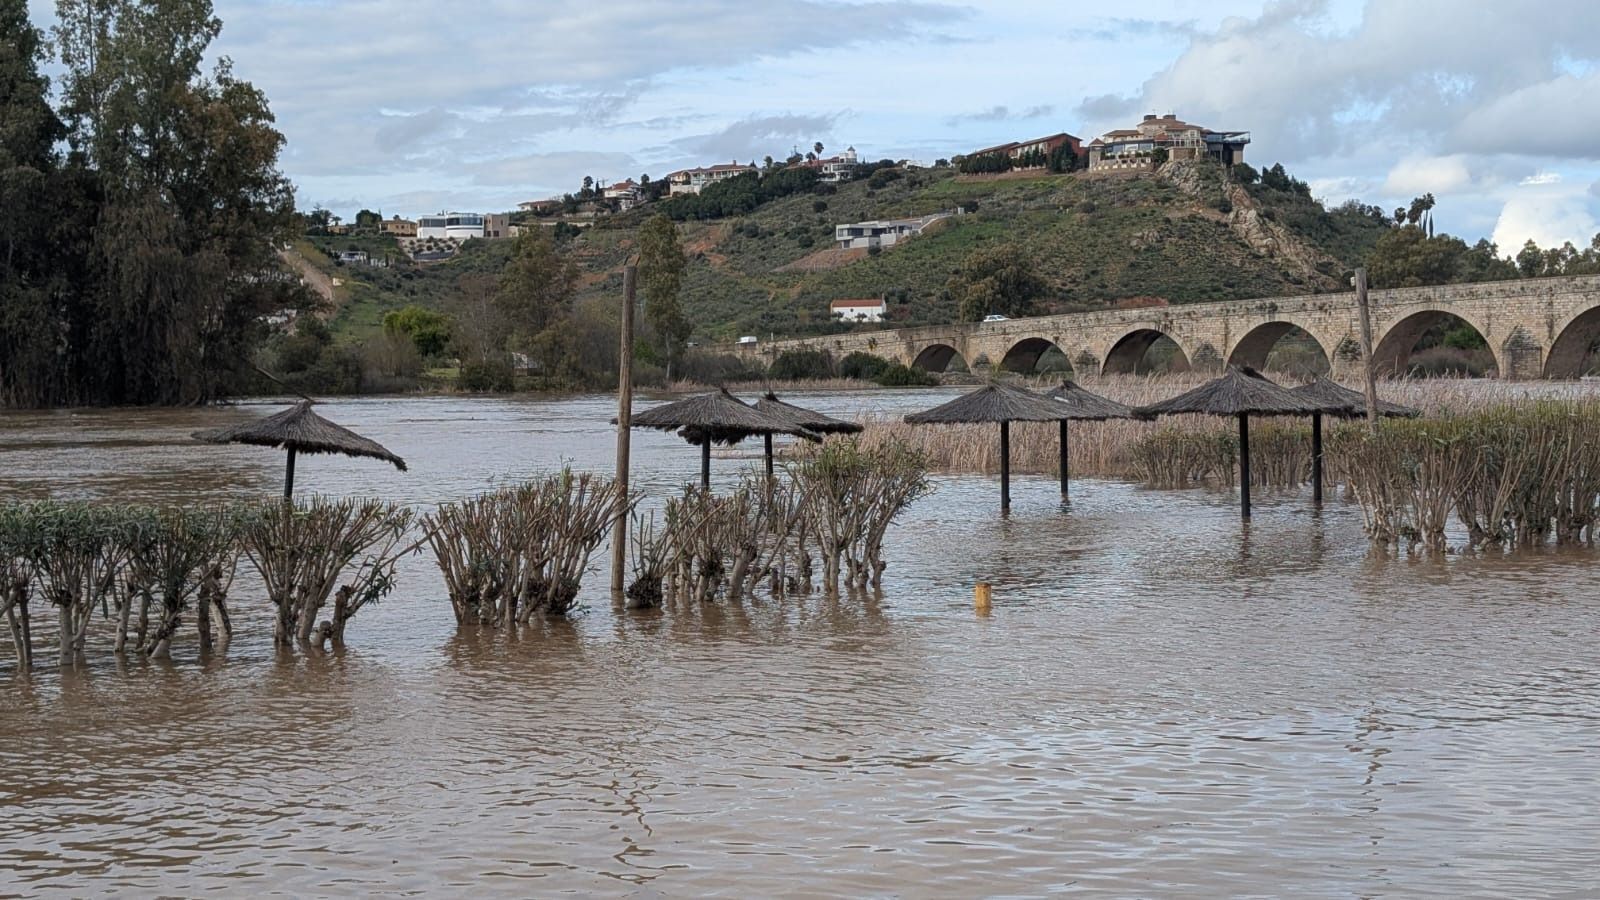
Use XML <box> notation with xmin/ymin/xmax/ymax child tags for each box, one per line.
<box><xmin>911</xmin><ymin>343</ymin><xmax>969</xmax><ymax>373</ymax></box>
<box><xmin>1372</xmin><ymin>308</ymin><xmax>1499</xmax><ymax>377</ymax></box>
<box><xmin>1544</xmin><ymin>304</ymin><xmax>1600</xmax><ymax>378</ymax></box>
<box><xmin>1102</xmin><ymin>328</ymin><xmax>1190</xmax><ymax>375</ymax></box>
<box><xmin>999</xmin><ymin>337</ymin><xmax>1075</xmax><ymax>375</ymax></box>
<box><xmin>1226</xmin><ymin>321</ymin><xmax>1331</xmax><ymax>377</ymax></box>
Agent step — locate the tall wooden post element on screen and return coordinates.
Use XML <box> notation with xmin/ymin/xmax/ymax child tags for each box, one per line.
<box><xmin>283</xmin><ymin>448</ymin><xmax>297</xmax><ymax>500</ymax></box>
<box><xmin>610</xmin><ymin>265</ymin><xmax>636</xmax><ymax>599</ymax></box>
<box><xmin>1311</xmin><ymin>411</ymin><xmax>1324</xmax><ymax>505</ymax></box>
<box><xmin>700</xmin><ymin>440</ymin><xmax>711</xmax><ymax>491</ymax></box>
<box><xmin>1238</xmin><ymin>413</ymin><xmax>1251</xmax><ymax>519</ymax></box>
<box><xmin>764</xmin><ymin>433</ymin><xmax>775</xmax><ymax>479</ymax></box>
<box><xmin>1355</xmin><ymin>267</ymin><xmax>1379</xmax><ymax>434</ymax></box>
<box><xmin>1058</xmin><ymin>419</ymin><xmax>1070</xmax><ymax>498</ymax></box>
<box><xmin>999</xmin><ymin>420</ymin><xmax>1012</xmax><ymax>512</ymax></box>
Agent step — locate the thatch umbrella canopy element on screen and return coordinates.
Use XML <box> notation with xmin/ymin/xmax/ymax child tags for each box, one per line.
<box><xmin>905</xmin><ymin>383</ymin><xmax>1069</xmax><ymax>511</ymax></box>
<box><xmin>1046</xmin><ymin>381</ymin><xmax>1140</xmax><ymax>498</ymax></box>
<box><xmin>193</xmin><ymin>399</ymin><xmax>407</xmax><ymax>498</ymax></box>
<box><xmin>1136</xmin><ymin>367</ymin><xmax>1323</xmax><ymax>519</ymax></box>
<box><xmin>630</xmin><ymin>388</ymin><xmax>815</xmax><ymax>489</ymax></box>
<box><xmin>1292</xmin><ymin>377</ymin><xmax>1421</xmax><ymax>504</ymax></box>
<box><xmin>754</xmin><ymin>392</ymin><xmax>863</xmax><ymax>477</ymax></box>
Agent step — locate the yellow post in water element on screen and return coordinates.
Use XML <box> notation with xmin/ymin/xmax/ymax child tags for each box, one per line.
<box><xmin>974</xmin><ymin>582</ymin><xmax>992</xmax><ymax>612</ymax></box>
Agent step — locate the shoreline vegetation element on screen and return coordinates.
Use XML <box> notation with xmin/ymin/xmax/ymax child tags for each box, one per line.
<box><xmin>1</xmin><ymin>440</ymin><xmax>930</xmax><ymax>672</ymax></box>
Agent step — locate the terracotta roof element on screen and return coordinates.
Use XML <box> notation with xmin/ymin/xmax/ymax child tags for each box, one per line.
<box><xmin>830</xmin><ymin>298</ymin><xmax>884</xmax><ymax>308</ymax></box>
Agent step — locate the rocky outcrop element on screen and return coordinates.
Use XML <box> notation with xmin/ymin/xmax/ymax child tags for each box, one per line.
<box><xmin>1161</xmin><ymin>161</ymin><xmax>1341</xmax><ymax>290</ymax></box>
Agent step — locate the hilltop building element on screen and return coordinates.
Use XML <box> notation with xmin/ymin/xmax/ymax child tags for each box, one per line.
<box><xmin>1086</xmin><ymin>114</ymin><xmax>1250</xmax><ymax>173</ymax></box>
<box><xmin>667</xmin><ymin>162</ymin><xmax>758</xmax><ymax>196</ymax></box>
<box><xmin>603</xmin><ymin>180</ymin><xmax>641</xmax><ymax>210</ymax></box>
<box><xmin>417</xmin><ymin>212</ymin><xmax>486</xmax><ymax>241</ymax></box>
<box><xmin>966</xmin><ymin>132</ymin><xmax>1082</xmax><ymax>169</ymax></box>
<box><xmin>380</xmin><ymin>216</ymin><xmax>417</xmax><ymax>238</ymax></box>
<box><xmin>830</xmin><ymin>298</ymin><xmax>886</xmax><ymax>322</ymax></box>
<box><xmin>793</xmin><ymin>146</ymin><xmax>859</xmax><ymax>182</ymax></box>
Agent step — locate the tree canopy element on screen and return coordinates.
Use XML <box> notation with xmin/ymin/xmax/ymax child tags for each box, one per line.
<box><xmin>0</xmin><ymin>0</ymin><xmax>301</xmax><ymax>407</ymax></box>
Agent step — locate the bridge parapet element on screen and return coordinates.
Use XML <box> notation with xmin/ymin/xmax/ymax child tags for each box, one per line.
<box><xmin>731</xmin><ymin>274</ymin><xmax>1600</xmax><ymax>380</ymax></box>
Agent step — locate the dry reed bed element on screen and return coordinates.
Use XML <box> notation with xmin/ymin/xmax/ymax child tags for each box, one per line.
<box><xmin>851</xmin><ymin>376</ymin><xmax>1600</xmax><ymax>488</ymax></box>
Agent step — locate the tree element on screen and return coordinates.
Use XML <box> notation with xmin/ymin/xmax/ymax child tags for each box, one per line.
<box><xmin>496</xmin><ymin>229</ymin><xmax>577</xmax><ymax>371</ymax></box>
<box><xmin>354</xmin><ymin>208</ymin><xmax>381</xmax><ymax>230</ymax></box>
<box><xmin>947</xmin><ymin>245</ymin><xmax>1045</xmax><ymax>322</ymax></box>
<box><xmin>1365</xmin><ymin>225</ymin><xmax>1468</xmax><ymax>288</ymax></box>
<box><xmin>638</xmin><ymin>214</ymin><xmax>689</xmax><ymax>381</ymax></box>
<box><xmin>0</xmin><ymin>0</ymin><xmax>67</xmax><ymax>407</ymax></box>
<box><xmin>43</xmin><ymin>0</ymin><xmax>299</xmax><ymax>406</ymax></box>
<box><xmin>814</xmin><ymin>141</ymin><xmax>824</xmax><ymax>157</ymax></box>
<box><xmin>1516</xmin><ymin>240</ymin><xmax>1545</xmax><ymax>278</ymax></box>
<box><xmin>382</xmin><ymin>305</ymin><xmax>453</xmax><ymax>358</ymax></box>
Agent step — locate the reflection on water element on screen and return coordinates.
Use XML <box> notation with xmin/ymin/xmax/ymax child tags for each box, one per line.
<box><xmin>3</xmin><ymin>393</ymin><xmax>1600</xmax><ymax>895</ymax></box>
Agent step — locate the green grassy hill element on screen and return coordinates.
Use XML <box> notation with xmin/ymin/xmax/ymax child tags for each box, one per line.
<box><xmin>321</xmin><ymin>162</ymin><xmax>1389</xmax><ymax>345</ymax></box>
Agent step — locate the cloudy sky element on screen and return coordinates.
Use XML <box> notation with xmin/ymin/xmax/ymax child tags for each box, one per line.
<box><xmin>27</xmin><ymin>0</ymin><xmax>1600</xmax><ymax>250</ymax></box>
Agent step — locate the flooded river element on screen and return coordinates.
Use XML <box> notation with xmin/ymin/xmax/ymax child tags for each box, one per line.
<box><xmin>3</xmin><ymin>392</ymin><xmax>1598</xmax><ymax>896</ymax></box>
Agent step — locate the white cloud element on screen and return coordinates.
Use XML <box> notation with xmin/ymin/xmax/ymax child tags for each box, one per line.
<box><xmin>1382</xmin><ymin>155</ymin><xmax>1472</xmax><ymax>195</ymax></box>
<box><xmin>1491</xmin><ymin>184</ymin><xmax>1600</xmax><ymax>250</ymax></box>
<box><xmin>1521</xmin><ymin>172</ymin><xmax>1562</xmax><ymax>186</ymax></box>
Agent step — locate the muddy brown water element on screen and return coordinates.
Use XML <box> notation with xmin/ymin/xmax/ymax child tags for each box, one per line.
<box><xmin>2</xmin><ymin>393</ymin><xmax>1598</xmax><ymax>896</ymax></box>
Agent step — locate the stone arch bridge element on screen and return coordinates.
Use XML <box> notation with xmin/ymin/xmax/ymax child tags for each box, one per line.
<box><xmin>736</xmin><ymin>275</ymin><xmax>1600</xmax><ymax>380</ymax></box>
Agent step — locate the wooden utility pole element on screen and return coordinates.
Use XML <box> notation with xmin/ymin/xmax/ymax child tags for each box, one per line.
<box><xmin>610</xmin><ymin>265</ymin><xmax>637</xmax><ymax>601</ymax></box>
<box><xmin>1355</xmin><ymin>267</ymin><xmax>1379</xmax><ymax>433</ymax></box>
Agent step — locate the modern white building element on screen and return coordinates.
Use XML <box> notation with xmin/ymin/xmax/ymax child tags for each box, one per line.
<box><xmin>830</xmin><ymin>297</ymin><xmax>886</xmax><ymax>322</ymax></box>
<box><xmin>834</xmin><ymin>212</ymin><xmax>952</xmax><ymax>250</ymax></box>
<box><xmin>666</xmin><ymin>163</ymin><xmax>758</xmax><ymax>196</ymax></box>
<box><xmin>417</xmin><ymin>212</ymin><xmax>486</xmax><ymax>241</ymax></box>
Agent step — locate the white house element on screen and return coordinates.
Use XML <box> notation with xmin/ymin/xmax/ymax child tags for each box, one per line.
<box><xmin>603</xmin><ymin>180</ymin><xmax>641</xmax><ymax>210</ymax></box>
<box><xmin>666</xmin><ymin>162</ymin><xmax>757</xmax><ymax>195</ymax></box>
<box><xmin>830</xmin><ymin>298</ymin><xmax>886</xmax><ymax>322</ymax></box>
<box><xmin>417</xmin><ymin>212</ymin><xmax>486</xmax><ymax>241</ymax></box>
<box><xmin>818</xmin><ymin>147</ymin><xmax>859</xmax><ymax>182</ymax></box>
<box><xmin>834</xmin><ymin>212</ymin><xmax>952</xmax><ymax>250</ymax></box>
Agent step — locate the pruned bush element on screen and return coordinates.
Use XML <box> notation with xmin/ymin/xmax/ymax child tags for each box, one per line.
<box><xmin>239</xmin><ymin>497</ymin><xmax>416</xmax><ymax>648</ymax></box>
<box><xmin>1330</xmin><ymin>401</ymin><xmax>1600</xmax><ymax>551</ymax></box>
<box><xmin>425</xmin><ymin>470</ymin><xmax>633</xmax><ymax>624</ymax></box>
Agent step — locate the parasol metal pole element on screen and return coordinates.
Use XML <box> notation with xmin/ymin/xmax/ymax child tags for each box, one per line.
<box><xmin>1059</xmin><ymin>418</ymin><xmax>1070</xmax><ymax>498</ymax></box>
<box><xmin>1355</xmin><ymin>267</ymin><xmax>1379</xmax><ymax>434</ymax></box>
<box><xmin>1311</xmin><ymin>411</ymin><xmax>1324</xmax><ymax>505</ymax></box>
<box><xmin>610</xmin><ymin>264</ymin><xmax>636</xmax><ymax>599</ymax></box>
<box><xmin>1238</xmin><ymin>413</ymin><xmax>1251</xmax><ymax>519</ymax></box>
<box><xmin>283</xmin><ymin>447</ymin><xmax>296</xmax><ymax>500</ymax></box>
<box><xmin>999</xmin><ymin>420</ymin><xmax>1011</xmax><ymax>512</ymax></box>
<box><xmin>701</xmin><ymin>438</ymin><xmax>711</xmax><ymax>491</ymax></box>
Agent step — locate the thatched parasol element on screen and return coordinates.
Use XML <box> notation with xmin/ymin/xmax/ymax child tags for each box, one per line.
<box><xmin>193</xmin><ymin>399</ymin><xmax>407</xmax><ymax>498</ymax></box>
<box><xmin>753</xmin><ymin>392</ymin><xmax>863</xmax><ymax>477</ymax></box>
<box><xmin>1046</xmin><ymin>381</ymin><xmax>1140</xmax><ymax>498</ymax></box>
<box><xmin>1136</xmin><ymin>367</ymin><xmax>1322</xmax><ymax>519</ymax></box>
<box><xmin>630</xmin><ymin>388</ymin><xmax>816</xmax><ymax>489</ymax></box>
<box><xmin>1292</xmin><ymin>377</ymin><xmax>1420</xmax><ymax>503</ymax></box>
<box><xmin>905</xmin><ymin>383</ymin><xmax>1069</xmax><ymax>511</ymax></box>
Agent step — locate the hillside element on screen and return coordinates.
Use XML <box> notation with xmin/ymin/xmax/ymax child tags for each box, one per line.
<box><xmin>317</xmin><ymin>161</ymin><xmax>1390</xmax><ymax>345</ymax></box>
